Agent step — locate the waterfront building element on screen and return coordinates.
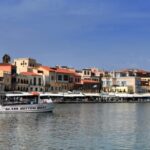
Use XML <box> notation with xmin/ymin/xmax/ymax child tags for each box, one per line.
<box><xmin>5</xmin><ymin>55</ymin><xmax>150</xmax><ymax>94</ymax></box>
<box><xmin>33</xmin><ymin>65</ymin><xmax>56</xmax><ymax>92</ymax></box>
<box><xmin>113</xmin><ymin>69</ymin><xmax>150</xmax><ymax>93</ymax></box>
<box><xmin>33</xmin><ymin>65</ymin><xmax>81</xmax><ymax>92</ymax></box>
<box><xmin>0</xmin><ymin>63</ymin><xmax>16</xmax><ymax>91</ymax></box>
<box><xmin>49</xmin><ymin>66</ymin><xmax>81</xmax><ymax>92</ymax></box>
<box><xmin>13</xmin><ymin>58</ymin><xmax>41</xmax><ymax>74</ymax></box>
<box><xmin>102</xmin><ymin>76</ymin><xmax>114</xmax><ymax>92</ymax></box>
<box><xmin>111</xmin><ymin>69</ymin><xmax>150</xmax><ymax>78</ymax></box>
<box><xmin>15</xmin><ymin>72</ymin><xmax>44</xmax><ymax>92</ymax></box>
<box><xmin>0</xmin><ymin>71</ymin><xmax>9</xmax><ymax>91</ymax></box>
<box><xmin>81</xmin><ymin>68</ymin><xmax>104</xmax><ymax>81</ymax></box>
<box><xmin>76</xmin><ymin>68</ymin><xmax>106</xmax><ymax>92</ymax></box>
<box><xmin>81</xmin><ymin>79</ymin><xmax>100</xmax><ymax>93</ymax></box>
<box><xmin>140</xmin><ymin>77</ymin><xmax>150</xmax><ymax>93</ymax></box>
<box><xmin>102</xmin><ymin>69</ymin><xmax>150</xmax><ymax>93</ymax></box>
<box><xmin>112</xmin><ymin>77</ymin><xmax>141</xmax><ymax>93</ymax></box>
<box><xmin>53</xmin><ymin>67</ymin><xmax>76</xmax><ymax>92</ymax></box>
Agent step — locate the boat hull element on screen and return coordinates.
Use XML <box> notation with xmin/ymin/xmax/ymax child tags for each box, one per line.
<box><xmin>0</xmin><ymin>103</ymin><xmax>54</xmax><ymax>113</ymax></box>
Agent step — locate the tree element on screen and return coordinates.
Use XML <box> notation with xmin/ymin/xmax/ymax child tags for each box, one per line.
<box><xmin>2</xmin><ymin>54</ymin><xmax>11</xmax><ymax>64</ymax></box>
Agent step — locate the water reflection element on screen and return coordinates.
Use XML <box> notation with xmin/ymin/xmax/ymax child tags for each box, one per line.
<box><xmin>0</xmin><ymin>104</ymin><xmax>150</xmax><ymax>150</ymax></box>
<box><xmin>0</xmin><ymin>113</ymin><xmax>53</xmax><ymax>150</ymax></box>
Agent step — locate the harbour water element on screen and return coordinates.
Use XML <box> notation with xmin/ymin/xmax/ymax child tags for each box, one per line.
<box><xmin>1</xmin><ymin>103</ymin><xmax>150</xmax><ymax>150</ymax></box>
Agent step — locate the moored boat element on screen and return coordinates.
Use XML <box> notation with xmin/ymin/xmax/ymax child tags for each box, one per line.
<box><xmin>0</xmin><ymin>92</ymin><xmax>54</xmax><ymax>113</ymax></box>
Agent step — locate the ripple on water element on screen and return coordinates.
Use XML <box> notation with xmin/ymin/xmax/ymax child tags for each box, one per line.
<box><xmin>0</xmin><ymin>103</ymin><xmax>150</xmax><ymax>150</ymax></box>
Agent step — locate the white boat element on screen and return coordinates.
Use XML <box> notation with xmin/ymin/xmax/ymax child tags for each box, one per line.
<box><xmin>0</xmin><ymin>92</ymin><xmax>54</xmax><ymax>113</ymax></box>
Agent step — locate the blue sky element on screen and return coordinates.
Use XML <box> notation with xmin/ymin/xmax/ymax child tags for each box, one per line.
<box><xmin>0</xmin><ymin>0</ymin><xmax>150</xmax><ymax>70</ymax></box>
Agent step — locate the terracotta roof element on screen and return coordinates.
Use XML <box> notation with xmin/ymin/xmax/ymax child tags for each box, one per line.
<box><xmin>74</xmin><ymin>73</ymin><xmax>81</xmax><ymax>77</ymax></box>
<box><xmin>39</xmin><ymin>66</ymin><xmax>55</xmax><ymax>72</ymax></box>
<box><xmin>116</xmin><ymin>68</ymin><xmax>150</xmax><ymax>74</ymax></box>
<box><xmin>55</xmin><ymin>68</ymin><xmax>75</xmax><ymax>74</ymax></box>
<box><xmin>20</xmin><ymin>72</ymin><xmax>39</xmax><ymax>76</ymax></box>
<box><xmin>0</xmin><ymin>63</ymin><xmax>13</xmax><ymax>66</ymax></box>
<box><xmin>0</xmin><ymin>65</ymin><xmax>12</xmax><ymax>72</ymax></box>
<box><xmin>82</xmin><ymin>79</ymin><xmax>99</xmax><ymax>84</ymax></box>
<box><xmin>135</xmin><ymin>69</ymin><xmax>150</xmax><ymax>74</ymax></box>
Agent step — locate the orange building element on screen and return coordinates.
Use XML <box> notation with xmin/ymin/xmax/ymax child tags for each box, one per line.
<box><xmin>0</xmin><ymin>63</ymin><xmax>16</xmax><ymax>91</ymax></box>
<box><xmin>74</xmin><ymin>79</ymin><xmax>100</xmax><ymax>93</ymax></box>
<box><xmin>33</xmin><ymin>66</ymin><xmax>81</xmax><ymax>92</ymax></box>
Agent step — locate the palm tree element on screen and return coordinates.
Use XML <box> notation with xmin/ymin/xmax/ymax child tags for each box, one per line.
<box><xmin>2</xmin><ymin>54</ymin><xmax>11</xmax><ymax>64</ymax></box>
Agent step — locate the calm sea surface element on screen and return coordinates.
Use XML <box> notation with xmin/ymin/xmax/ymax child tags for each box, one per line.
<box><xmin>1</xmin><ymin>103</ymin><xmax>150</xmax><ymax>150</ymax></box>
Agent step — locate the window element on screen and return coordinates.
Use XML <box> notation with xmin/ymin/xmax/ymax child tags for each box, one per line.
<box><xmin>51</xmin><ymin>87</ymin><xmax>53</xmax><ymax>91</ymax></box>
<box><xmin>30</xmin><ymin>79</ymin><xmax>32</xmax><ymax>85</ymax></box>
<box><xmin>34</xmin><ymin>77</ymin><xmax>36</xmax><ymax>85</ymax></box>
<box><xmin>51</xmin><ymin>76</ymin><xmax>54</xmax><ymax>81</ymax></box>
<box><xmin>21</xmin><ymin>79</ymin><xmax>23</xmax><ymax>84</ymax></box>
<box><xmin>38</xmin><ymin>70</ymin><xmax>43</xmax><ymax>74</ymax></box>
<box><xmin>136</xmin><ymin>80</ymin><xmax>141</xmax><ymax>86</ymax></box>
<box><xmin>7</xmin><ymin>78</ymin><xmax>9</xmax><ymax>83</ymax></box>
<box><xmin>58</xmin><ymin>75</ymin><xmax>62</xmax><ymax>81</ymax></box>
<box><xmin>107</xmin><ymin>81</ymin><xmax>111</xmax><ymax>86</ymax></box>
<box><xmin>38</xmin><ymin>78</ymin><xmax>41</xmax><ymax>85</ymax></box>
<box><xmin>69</xmin><ymin>77</ymin><xmax>73</xmax><ymax>83</ymax></box>
<box><xmin>116</xmin><ymin>81</ymin><xmax>120</xmax><ymax>86</ymax></box>
<box><xmin>122</xmin><ymin>81</ymin><xmax>127</xmax><ymax>86</ymax></box>
<box><xmin>26</xmin><ymin>80</ymin><xmax>28</xmax><ymax>84</ymax></box>
<box><xmin>102</xmin><ymin>81</ymin><xmax>106</xmax><ymax>86</ymax></box>
<box><xmin>64</xmin><ymin>75</ymin><xmax>69</xmax><ymax>81</ymax></box>
<box><xmin>75</xmin><ymin>78</ymin><xmax>80</xmax><ymax>83</ymax></box>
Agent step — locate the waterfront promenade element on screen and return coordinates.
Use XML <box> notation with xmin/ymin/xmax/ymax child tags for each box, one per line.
<box><xmin>51</xmin><ymin>92</ymin><xmax>150</xmax><ymax>103</ymax></box>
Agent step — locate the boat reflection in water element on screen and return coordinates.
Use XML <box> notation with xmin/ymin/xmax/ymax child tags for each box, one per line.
<box><xmin>0</xmin><ymin>92</ymin><xmax>54</xmax><ymax>113</ymax></box>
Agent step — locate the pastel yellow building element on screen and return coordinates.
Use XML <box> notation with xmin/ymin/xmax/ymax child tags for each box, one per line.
<box><xmin>102</xmin><ymin>76</ymin><xmax>141</xmax><ymax>93</ymax></box>
<box><xmin>13</xmin><ymin>58</ymin><xmax>41</xmax><ymax>74</ymax></box>
<box><xmin>111</xmin><ymin>86</ymin><xmax>133</xmax><ymax>93</ymax></box>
